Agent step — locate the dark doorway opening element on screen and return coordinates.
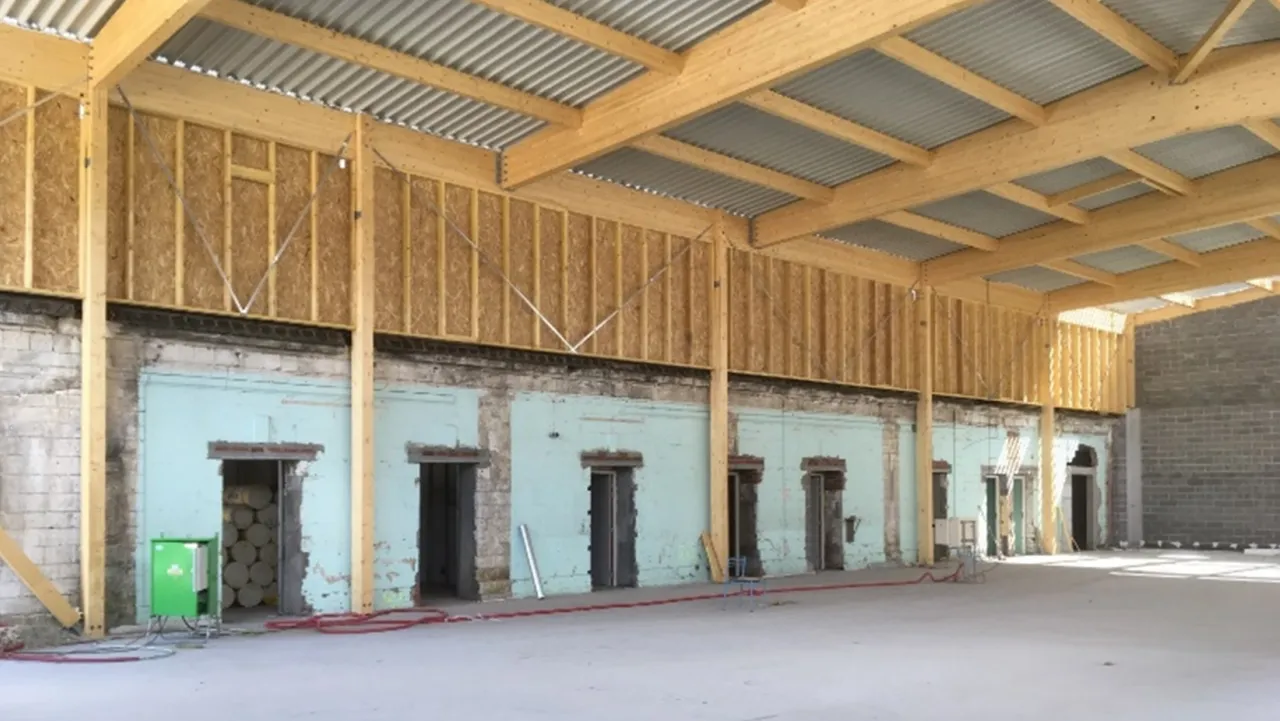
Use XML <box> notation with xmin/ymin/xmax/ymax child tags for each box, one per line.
<box><xmin>728</xmin><ymin>470</ymin><xmax>762</xmax><ymax>577</ymax></box>
<box><xmin>1068</xmin><ymin>444</ymin><xmax>1097</xmax><ymax>552</ymax></box>
<box><xmin>983</xmin><ymin>475</ymin><xmax>1025</xmax><ymax>558</ymax></box>
<box><xmin>418</xmin><ymin>463</ymin><xmax>479</xmax><ymax>601</ymax></box>
<box><xmin>804</xmin><ymin>472</ymin><xmax>845</xmax><ymax>572</ymax></box>
<box><xmin>932</xmin><ymin>469</ymin><xmax>950</xmax><ymax>562</ymax></box>
<box><xmin>589</xmin><ymin>468</ymin><xmax>638</xmax><ymax>590</ymax></box>
<box><xmin>219</xmin><ymin>459</ymin><xmax>304</xmax><ymax>619</ymax></box>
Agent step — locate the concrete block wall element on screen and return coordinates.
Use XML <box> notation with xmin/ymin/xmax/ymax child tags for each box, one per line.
<box><xmin>0</xmin><ymin>300</ymin><xmax>1121</xmax><ymax>640</ymax></box>
<box><xmin>1132</xmin><ymin>296</ymin><xmax>1280</xmax><ymax>545</ymax></box>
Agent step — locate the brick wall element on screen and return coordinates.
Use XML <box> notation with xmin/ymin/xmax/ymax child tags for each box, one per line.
<box><xmin>1134</xmin><ymin>295</ymin><xmax>1280</xmax><ymax>545</ymax></box>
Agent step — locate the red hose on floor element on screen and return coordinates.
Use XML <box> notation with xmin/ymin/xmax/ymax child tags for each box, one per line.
<box><xmin>1</xmin><ymin>566</ymin><xmax>960</xmax><ymax>660</ymax></box>
<box><xmin>264</xmin><ymin>566</ymin><xmax>960</xmax><ymax>635</ymax></box>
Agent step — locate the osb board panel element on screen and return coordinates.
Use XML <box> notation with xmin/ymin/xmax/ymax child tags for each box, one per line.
<box><xmin>106</xmin><ymin>106</ymin><xmax>129</xmax><ymax>300</ymax></box>
<box><xmin>688</xmin><ymin>240</ymin><xmax>709</xmax><ymax>367</ymax></box>
<box><xmin>508</xmin><ymin>199</ymin><xmax>536</xmax><ymax>349</ymax></box>
<box><xmin>407</xmin><ymin>177</ymin><xmax>440</xmax><ymax>337</ymax></box>
<box><xmin>669</xmin><ymin>233</ymin><xmax>690</xmax><ymax>365</ymax></box>
<box><xmin>766</xmin><ymin>258</ymin><xmax>786</xmax><ymax>377</ymax></box>
<box><xmin>476</xmin><ymin>192</ymin><xmax>504</xmax><ymax>345</ymax></box>
<box><xmin>132</xmin><ymin>114</ymin><xmax>178</xmax><ymax>305</ymax></box>
<box><xmin>444</xmin><ymin>184</ymin><xmax>473</xmax><ymax>338</ymax></box>
<box><xmin>374</xmin><ymin>167</ymin><xmax>405</xmax><ymax>333</ymax></box>
<box><xmin>727</xmin><ymin>249</ymin><xmax>749</xmax><ymax>373</ymax></box>
<box><xmin>821</xmin><ymin>272</ymin><xmax>839</xmax><ymax>384</ymax></box>
<box><xmin>231</xmin><ymin>177</ymin><xmax>269</xmax><ymax>315</ymax></box>
<box><xmin>644</xmin><ymin>230</ymin><xmax>665</xmax><ymax>362</ymax></box>
<box><xmin>785</xmin><ymin>262</ymin><xmax>804</xmax><ymax>378</ymax></box>
<box><xmin>806</xmin><ymin>269</ymin><xmax>823</xmax><ymax>381</ymax></box>
<box><xmin>272</xmin><ymin>145</ymin><xmax>312</xmax><ymax>322</ymax></box>
<box><xmin>537</xmin><ymin>207</ymin><xmax>563</xmax><ymax>351</ymax></box>
<box><xmin>0</xmin><ymin>83</ymin><xmax>25</xmax><ymax>289</ymax></box>
<box><xmin>748</xmin><ymin>254</ymin><xmax>769</xmax><ymax>375</ymax></box>
<box><xmin>181</xmin><ymin>123</ymin><xmax>227</xmax><ymax>312</ymax></box>
<box><xmin>232</xmin><ymin>135</ymin><xmax>269</xmax><ymax>169</ymax></box>
<box><xmin>620</xmin><ymin>225</ymin><xmax>645</xmax><ymax>361</ymax></box>
<box><xmin>314</xmin><ymin>154</ymin><xmax>350</xmax><ymax>326</ymax></box>
<box><xmin>594</xmin><ymin>219</ymin><xmax>617</xmax><ymax>357</ymax></box>
<box><xmin>31</xmin><ymin>91</ymin><xmax>78</xmax><ymax>294</ymax></box>
<box><xmin>564</xmin><ymin>213</ymin><xmax>592</xmax><ymax>350</ymax></box>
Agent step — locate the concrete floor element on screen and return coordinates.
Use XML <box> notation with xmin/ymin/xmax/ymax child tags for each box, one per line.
<box><xmin>6</xmin><ymin>551</ymin><xmax>1280</xmax><ymax>720</ymax></box>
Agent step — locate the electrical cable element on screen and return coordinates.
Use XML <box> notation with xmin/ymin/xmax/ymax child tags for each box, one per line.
<box><xmin>0</xmin><ymin>616</ymin><xmax>230</xmax><ymax>664</ymax></box>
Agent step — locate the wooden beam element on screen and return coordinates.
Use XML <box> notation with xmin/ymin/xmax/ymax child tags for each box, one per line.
<box><xmin>0</xmin><ymin>527</ymin><xmax>80</xmax><ymax>628</ymax></box>
<box><xmin>469</xmin><ymin>0</ymin><xmax>683</xmax><ymax>74</ymax></box>
<box><xmin>499</xmin><ymin>0</ymin><xmax>980</xmax><ymax>188</ymax></box>
<box><xmin>1041</xmin><ymin>259</ymin><xmax>1120</xmax><ymax>286</ymax></box>
<box><xmin>79</xmin><ymin>85</ymin><xmax>110</xmax><ymax>637</ymax></box>
<box><xmin>1039</xmin><ymin>319</ymin><xmax>1057</xmax><ymax>555</ymax></box>
<box><xmin>1249</xmin><ymin>217</ymin><xmax>1280</xmax><ymax>240</ymax></box>
<box><xmin>751</xmin><ymin>42</ymin><xmax>1280</xmax><ymax>247</ymax></box>
<box><xmin>1243</xmin><ymin>118</ymin><xmax>1280</xmax><ymax>150</ymax></box>
<box><xmin>877</xmin><ymin>37</ymin><xmax>1048</xmax><ymax>126</ymax></box>
<box><xmin>1046</xmin><ymin>171</ymin><xmax>1143</xmax><ymax>207</ymax></box>
<box><xmin>0</xmin><ymin>19</ymin><xmax>88</xmax><ymax>88</ymax></box>
<box><xmin>89</xmin><ymin>0</ymin><xmax>214</xmax><ymax>89</ymax></box>
<box><xmin>1174</xmin><ymin>0</ymin><xmax>1257</xmax><ymax>84</ymax></box>
<box><xmin>1134</xmin><ymin>286</ymin><xmax>1273</xmax><ymax>324</ymax></box>
<box><xmin>988</xmin><ymin>182</ymin><xmax>1090</xmax><ymax>224</ymax></box>
<box><xmin>708</xmin><ymin>215</ymin><xmax>730</xmax><ymax>584</ymax></box>
<box><xmin>880</xmin><ymin>211</ymin><xmax>999</xmax><ymax>251</ymax></box>
<box><xmin>773</xmin><ymin>0</ymin><xmax>808</xmax><ymax>9</ymax></box>
<box><xmin>201</xmin><ymin>0</ymin><xmax>581</xmax><ymax>127</ymax></box>
<box><xmin>1050</xmin><ymin>237</ymin><xmax>1280</xmax><ymax>311</ymax></box>
<box><xmin>349</xmin><ymin>114</ymin><xmax>376</xmax><ymax>614</ymax></box>
<box><xmin>742</xmin><ymin>91</ymin><xmax>933</xmax><ymax>167</ymax></box>
<box><xmin>1106</xmin><ymin>150</ymin><xmax>1196</xmax><ymax>196</ymax></box>
<box><xmin>924</xmin><ymin>158</ymin><xmax>1280</xmax><ymax>283</ymax></box>
<box><xmin>633</xmin><ymin>135</ymin><xmax>834</xmax><ymax>202</ymax></box>
<box><xmin>1140</xmin><ymin>238</ymin><xmax>1203</xmax><ymax>266</ymax></box>
<box><xmin>1048</xmin><ymin>0</ymin><xmax>1178</xmax><ymax>74</ymax></box>
<box><xmin>915</xmin><ymin>285</ymin><xmax>935</xmax><ymax>566</ymax></box>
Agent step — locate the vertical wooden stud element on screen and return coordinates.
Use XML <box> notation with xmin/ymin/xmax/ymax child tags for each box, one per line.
<box><xmin>1040</xmin><ymin>315</ymin><xmax>1057</xmax><ymax>555</ymax></box>
<box><xmin>501</xmin><ymin>196</ymin><xmax>511</xmax><ymax>345</ymax></box>
<box><xmin>222</xmin><ymin>130</ymin><xmax>232</xmax><ymax>311</ymax></box>
<box><xmin>588</xmin><ymin>217</ymin><xmax>598</xmax><ymax>355</ymax></box>
<box><xmin>663</xmin><ymin>233</ymin><xmax>672</xmax><ymax>363</ymax></box>
<box><xmin>350</xmin><ymin>114</ymin><xmax>377</xmax><ymax>613</ymax></box>
<box><xmin>435</xmin><ymin>180</ymin><xmax>446</xmax><ymax>335</ymax></box>
<box><xmin>559</xmin><ymin>210</ymin><xmax>568</xmax><ymax>347</ymax></box>
<box><xmin>685</xmin><ymin>235</ymin><xmax>695</xmax><ymax>365</ymax></box>
<box><xmin>79</xmin><ymin>86</ymin><xmax>110</xmax><ymax>638</ymax></box>
<box><xmin>471</xmin><ymin>189</ymin><xmax>481</xmax><ymax>339</ymax></box>
<box><xmin>641</xmin><ymin>232</ymin><xmax>650</xmax><ymax>361</ymax></box>
<box><xmin>264</xmin><ymin>138</ymin><xmax>275</xmax><ymax>315</ymax></box>
<box><xmin>614</xmin><ymin>223</ymin><xmax>624</xmax><ymax>355</ymax></box>
<box><xmin>309</xmin><ymin>151</ymin><xmax>319</xmax><ymax>323</ymax></box>
<box><xmin>803</xmin><ymin>266</ymin><xmax>813</xmax><ymax>378</ymax></box>
<box><xmin>915</xmin><ymin>284</ymin><xmax>934</xmax><ymax>567</ymax></box>
<box><xmin>838</xmin><ymin>274</ymin><xmax>847</xmax><ymax>383</ymax></box>
<box><xmin>708</xmin><ymin>215</ymin><xmax>730</xmax><ymax>583</ymax></box>
<box><xmin>126</xmin><ymin>118</ymin><xmax>137</xmax><ymax>301</ymax></box>
<box><xmin>22</xmin><ymin>86</ymin><xmax>35</xmax><ymax>290</ymax></box>
<box><xmin>766</xmin><ymin>257</ymin><xmax>775</xmax><ymax>375</ymax></box>
<box><xmin>745</xmin><ymin>253</ymin><xmax>754</xmax><ymax>371</ymax></box>
<box><xmin>174</xmin><ymin>120</ymin><xmax>186</xmax><ymax>306</ymax></box>
<box><xmin>782</xmin><ymin>266</ymin><xmax>792</xmax><ymax>377</ymax></box>
<box><xmin>532</xmin><ymin>206</ymin><xmax>542</xmax><ymax>347</ymax></box>
<box><xmin>401</xmin><ymin>174</ymin><xmax>412</xmax><ymax>333</ymax></box>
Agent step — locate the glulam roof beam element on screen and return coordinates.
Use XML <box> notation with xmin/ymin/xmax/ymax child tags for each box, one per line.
<box><xmin>1047</xmin><ymin>0</ymin><xmax>1178</xmax><ymax>74</ymax></box>
<box><xmin>90</xmin><ymin>0</ymin><xmax>215</xmax><ymax>89</ymax></box>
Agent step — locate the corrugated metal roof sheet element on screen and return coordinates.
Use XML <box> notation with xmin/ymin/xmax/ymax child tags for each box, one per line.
<box><xmin>911</xmin><ymin>191</ymin><xmax>1059</xmax><ymax>238</ymax></box>
<box><xmin>574</xmin><ymin>147</ymin><xmax>796</xmax><ymax>218</ymax></box>
<box><xmin>548</xmin><ymin>0</ymin><xmax>768</xmax><ymax>52</ymax></box>
<box><xmin>1184</xmin><ymin>282</ymin><xmax>1255</xmax><ymax>300</ymax></box>
<box><xmin>1167</xmin><ymin>224</ymin><xmax>1266</xmax><ymax>253</ymax></box>
<box><xmin>773</xmin><ymin>50</ymin><xmax>1011</xmax><ymax>151</ymax></box>
<box><xmin>1073</xmin><ymin>245</ymin><xmax>1170</xmax><ymax>273</ymax></box>
<box><xmin>1075</xmin><ymin>183</ymin><xmax>1154</xmax><ymax>210</ymax></box>
<box><xmin>0</xmin><ymin>0</ymin><xmax>120</xmax><ymax>39</ymax></box>
<box><xmin>1105</xmin><ymin>298</ymin><xmax>1168</xmax><ymax>314</ymax></box>
<box><xmin>663</xmin><ymin>104</ymin><xmax>894</xmax><ymax>187</ymax></box>
<box><xmin>1134</xmin><ymin>125</ymin><xmax>1278</xmax><ymax>180</ymax></box>
<box><xmin>1014</xmin><ymin>157</ymin><xmax>1126</xmax><ymax>195</ymax></box>
<box><xmin>1101</xmin><ymin>0</ymin><xmax>1280</xmax><ymax>54</ymax></box>
<box><xmin>159</xmin><ymin>19</ymin><xmax>544</xmax><ymax>149</ymax></box>
<box><xmin>235</xmin><ymin>0</ymin><xmax>642</xmax><ymax>107</ymax></box>
<box><xmin>907</xmin><ymin>0</ymin><xmax>1143</xmax><ymax>106</ymax></box>
<box><xmin>822</xmin><ymin>219</ymin><xmax>965</xmax><ymax>261</ymax></box>
<box><xmin>986</xmin><ymin>266</ymin><xmax>1084</xmax><ymax>292</ymax></box>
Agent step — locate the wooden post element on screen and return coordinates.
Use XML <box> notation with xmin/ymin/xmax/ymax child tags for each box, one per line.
<box><xmin>708</xmin><ymin>216</ymin><xmax>729</xmax><ymax>583</ymax></box>
<box><xmin>79</xmin><ymin>85</ymin><xmax>110</xmax><ymax>637</ymax></box>
<box><xmin>1040</xmin><ymin>316</ymin><xmax>1058</xmax><ymax>555</ymax></box>
<box><xmin>915</xmin><ymin>285</ymin><xmax>934</xmax><ymax>566</ymax></box>
<box><xmin>350</xmin><ymin>114</ymin><xmax>376</xmax><ymax>613</ymax></box>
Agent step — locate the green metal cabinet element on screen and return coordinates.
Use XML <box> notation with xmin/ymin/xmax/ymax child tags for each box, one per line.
<box><xmin>150</xmin><ymin>537</ymin><xmax>219</xmax><ymax>618</ymax></box>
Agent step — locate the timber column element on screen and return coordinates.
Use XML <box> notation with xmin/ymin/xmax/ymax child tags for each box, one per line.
<box><xmin>708</xmin><ymin>215</ymin><xmax>729</xmax><ymax>582</ymax></box>
<box><xmin>350</xmin><ymin>115</ymin><xmax>376</xmax><ymax>612</ymax></box>
<box><xmin>1039</xmin><ymin>317</ymin><xmax>1057</xmax><ymax>555</ymax></box>
<box><xmin>915</xmin><ymin>285</ymin><xmax>934</xmax><ymax>566</ymax></box>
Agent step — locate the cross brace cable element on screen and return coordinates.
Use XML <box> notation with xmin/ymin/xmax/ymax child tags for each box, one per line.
<box><xmin>0</xmin><ymin>76</ymin><xmax>89</xmax><ymax>132</ymax></box>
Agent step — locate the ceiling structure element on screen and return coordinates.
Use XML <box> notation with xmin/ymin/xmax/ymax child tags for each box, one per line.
<box><xmin>5</xmin><ymin>0</ymin><xmax>1280</xmax><ymax>322</ymax></box>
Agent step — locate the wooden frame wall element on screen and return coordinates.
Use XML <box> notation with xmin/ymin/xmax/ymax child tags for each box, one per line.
<box><xmin>0</xmin><ymin>75</ymin><xmax>1132</xmax><ymax>414</ymax></box>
